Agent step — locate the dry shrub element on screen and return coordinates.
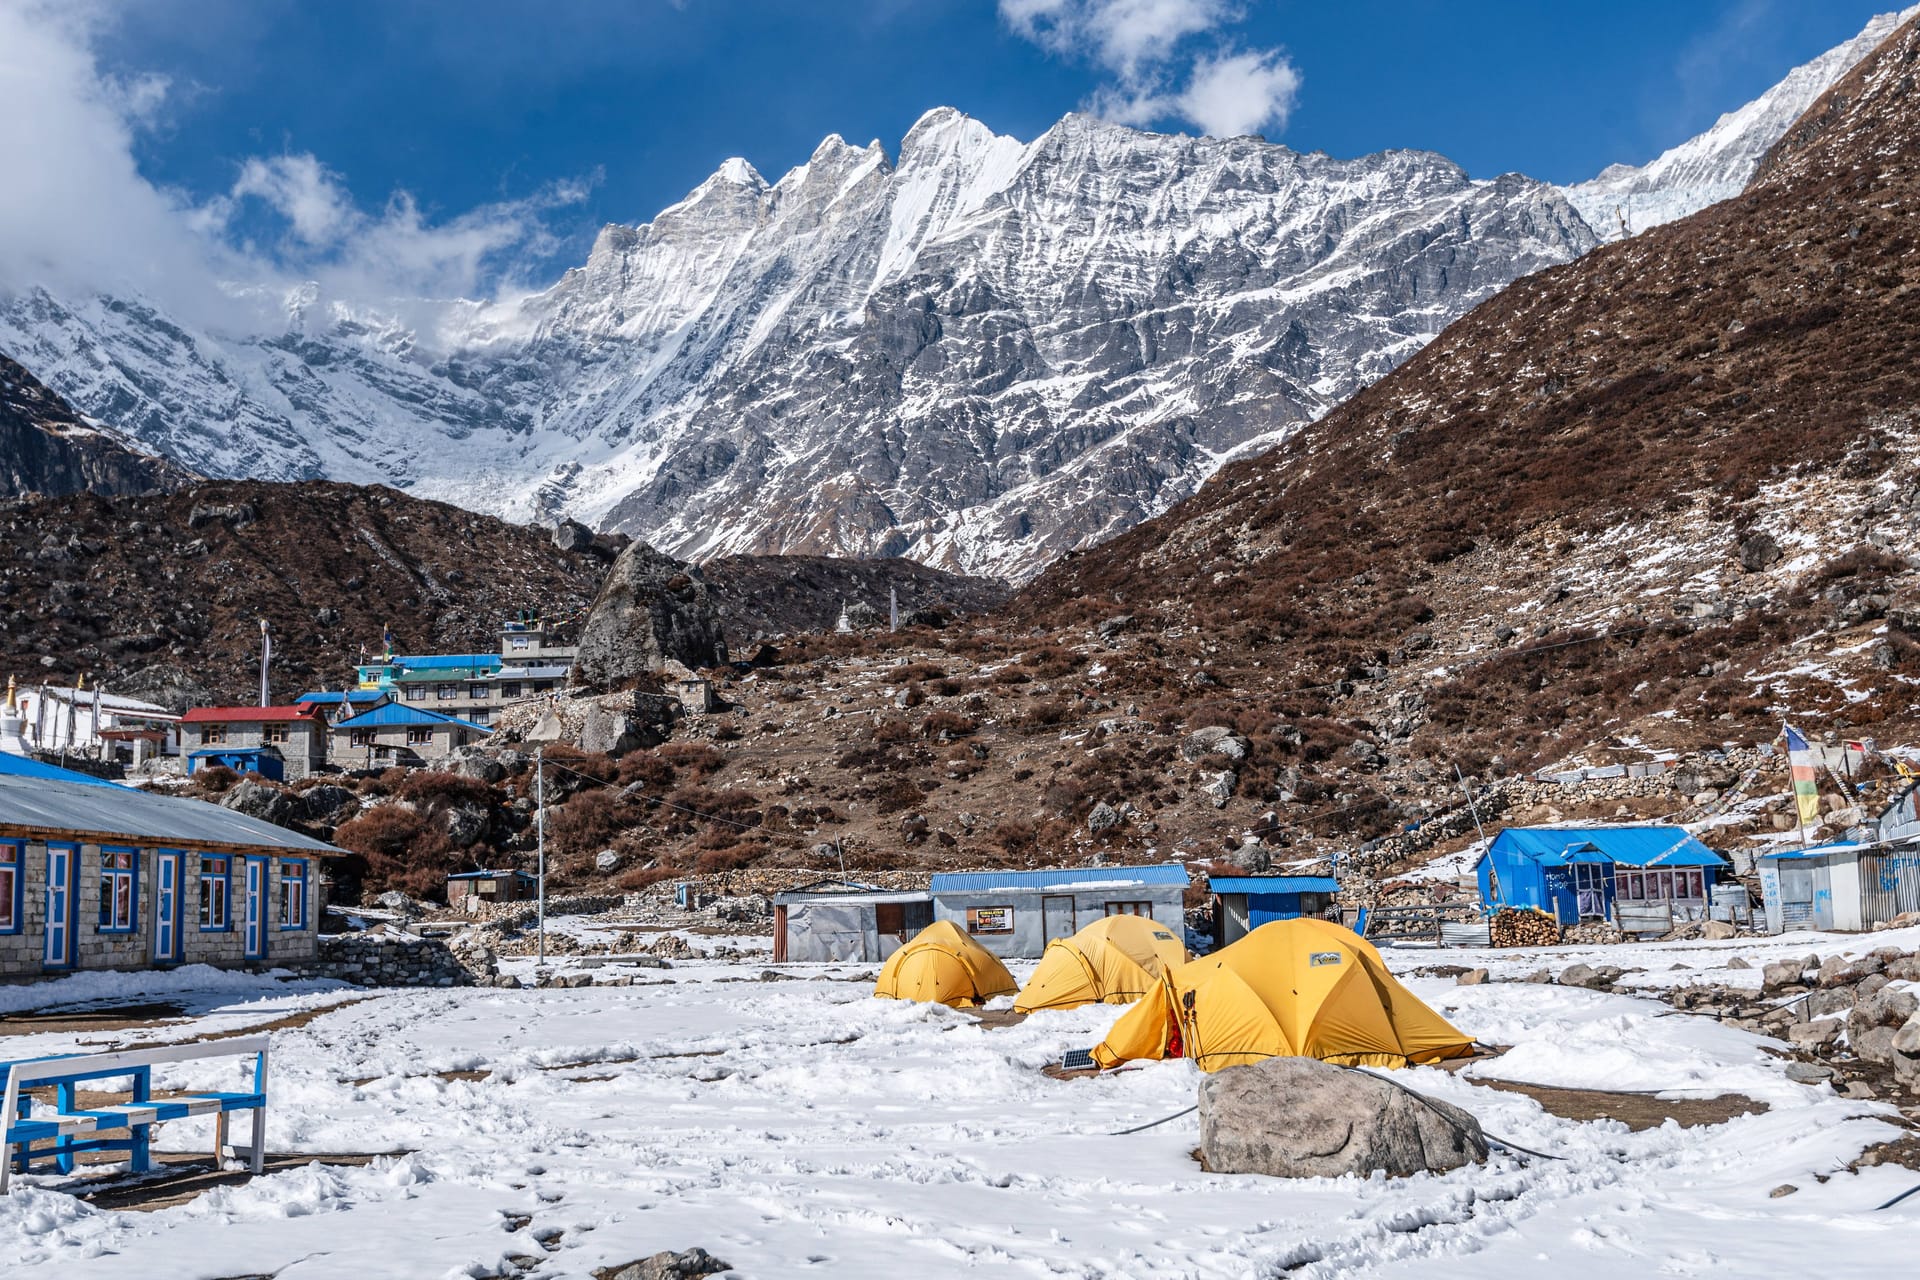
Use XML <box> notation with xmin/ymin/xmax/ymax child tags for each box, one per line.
<box><xmin>548</xmin><ymin>790</ymin><xmax>633</xmax><ymax>855</ymax></box>
<box><xmin>333</xmin><ymin>803</ymin><xmax>459</xmax><ymax>898</ymax></box>
<box><xmin>921</xmin><ymin>710</ymin><xmax>977</xmax><ymax>738</ymax></box>
<box><xmin>1022</xmin><ymin>700</ymin><xmax>1072</xmax><ymax>728</ymax></box>
<box><xmin>616</xmin><ymin>752</ymin><xmax>676</xmax><ymax>789</ymax></box>
<box><xmin>657</xmin><ymin>742</ymin><xmax>727</xmax><ymax>779</ymax></box>
<box><xmin>188</xmin><ymin>765</ymin><xmax>239</xmax><ymax>795</ymax></box>
<box><xmin>892</xmin><ymin>662</ymin><xmax>947</xmax><ymax>682</ymax></box>
<box><xmin>396</xmin><ymin>770</ymin><xmax>494</xmax><ymax>809</ymax></box>
<box><xmin>616</xmin><ymin>865</ymin><xmax>678</xmax><ymax>892</ymax></box>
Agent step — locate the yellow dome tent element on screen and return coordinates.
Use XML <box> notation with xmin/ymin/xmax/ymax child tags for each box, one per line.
<box><xmin>1014</xmin><ymin>914</ymin><xmax>1189</xmax><ymax>1013</ymax></box>
<box><xmin>1092</xmin><ymin>918</ymin><xmax>1474</xmax><ymax>1071</ymax></box>
<box><xmin>873</xmin><ymin>920</ymin><xmax>1018</xmax><ymax>1008</ymax></box>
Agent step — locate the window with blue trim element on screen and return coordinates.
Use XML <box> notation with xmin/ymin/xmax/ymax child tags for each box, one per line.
<box><xmin>99</xmin><ymin>848</ymin><xmax>138</xmax><ymax>933</ymax></box>
<box><xmin>200</xmin><ymin>854</ymin><xmax>231</xmax><ymax>931</ymax></box>
<box><xmin>279</xmin><ymin>860</ymin><xmax>308</xmax><ymax>929</ymax></box>
<box><xmin>0</xmin><ymin>840</ymin><xmax>20</xmax><ymax>933</ymax></box>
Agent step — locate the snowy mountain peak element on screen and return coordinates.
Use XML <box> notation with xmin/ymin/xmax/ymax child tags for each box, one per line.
<box><xmin>1564</xmin><ymin>6</ymin><xmax>1919</xmax><ymax>238</ymax></box>
<box><xmin>0</xmin><ymin>17</ymin><xmax>1910</xmax><ymax>582</ymax></box>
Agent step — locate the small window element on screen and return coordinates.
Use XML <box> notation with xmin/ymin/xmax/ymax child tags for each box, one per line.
<box><xmin>1105</xmin><ymin>901</ymin><xmax>1153</xmax><ymax>917</ymax></box>
<box><xmin>0</xmin><ymin>841</ymin><xmax>20</xmax><ymax>933</ymax></box>
<box><xmin>469</xmin><ymin>684</ymin><xmax>489</xmax><ymax>699</ymax></box>
<box><xmin>509</xmin><ymin>636</ymin><xmax>530</xmax><ymax>650</ymax></box>
<box><xmin>201</xmin><ymin>723</ymin><xmax>228</xmax><ymax>745</ymax></box>
<box><xmin>262</xmin><ymin>722</ymin><xmax>290</xmax><ymax>744</ymax></box>
<box><xmin>279</xmin><ymin>860</ymin><xmax>308</xmax><ymax>929</ymax></box>
<box><xmin>405</xmin><ymin>686</ymin><xmax>427</xmax><ymax>702</ymax></box>
<box><xmin>407</xmin><ymin>727</ymin><xmax>435</xmax><ymax>746</ymax></box>
<box><xmin>499</xmin><ymin>682</ymin><xmax>522</xmax><ymax>700</ymax></box>
<box><xmin>200</xmin><ymin>855</ymin><xmax>231</xmax><ymax>931</ymax></box>
<box><xmin>99</xmin><ymin>849</ymin><xmax>138</xmax><ymax>933</ymax></box>
<box><xmin>534</xmin><ymin>681</ymin><xmax>553</xmax><ymax>693</ymax></box>
<box><xmin>349</xmin><ymin>729</ymin><xmax>375</xmax><ymax>748</ymax></box>
<box><xmin>437</xmin><ymin>683</ymin><xmax>458</xmax><ymax>700</ymax></box>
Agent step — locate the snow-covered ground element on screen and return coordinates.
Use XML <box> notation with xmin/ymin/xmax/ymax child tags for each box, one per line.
<box><xmin>3</xmin><ymin>934</ymin><xmax>1918</xmax><ymax>1278</ymax></box>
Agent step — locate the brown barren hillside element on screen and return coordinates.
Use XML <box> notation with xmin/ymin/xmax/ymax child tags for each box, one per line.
<box><xmin>1017</xmin><ymin>16</ymin><xmax>1920</xmax><ymax>772</ymax></box>
<box><xmin>0</xmin><ymin>481</ymin><xmax>603</xmax><ymax>707</ymax></box>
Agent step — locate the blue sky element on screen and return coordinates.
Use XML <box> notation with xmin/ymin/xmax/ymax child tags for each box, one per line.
<box><xmin>0</xmin><ymin>1</ymin><xmax>1906</xmax><ymax>305</ymax></box>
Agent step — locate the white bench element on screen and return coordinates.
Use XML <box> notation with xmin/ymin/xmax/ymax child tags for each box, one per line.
<box><xmin>1</xmin><ymin>1035</ymin><xmax>269</xmax><ymax>1193</ymax></box>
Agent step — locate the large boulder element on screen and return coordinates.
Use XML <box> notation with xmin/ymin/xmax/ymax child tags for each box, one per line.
<box><xmin>594</xmin><ymin>1248</ymin><xmax>730</xmax><ymax>1280</ymax></box>
<box><xmin>572</xmin><ymin>543</ymin><xmax>728</xmax><ymax>690</ymax></box>
<box><xmin>1198</xmin><ymin>1056</ymin><xmax>1487</xmax><ymax>1179</ymax></box>
<box><xmin>1892</xmin><ymin>1013</ymin><xmax>1920</xmax><ymax>1088</ymax></box>
<box><xmin>218</xmin><ymin>778</ymin><xmax>307</xmax><ymax>829</ymax></box>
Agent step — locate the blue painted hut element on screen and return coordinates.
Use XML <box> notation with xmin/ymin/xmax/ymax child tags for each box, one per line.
<box><xmin>1208</xmin><ymin>874</ymin><xmax>1339</xmax><ymax>945</ymax></box>
<box><xmin>1474</xmin><ymin>826</ymin><xmax>1727</xmax><ymax>925</ymax></box>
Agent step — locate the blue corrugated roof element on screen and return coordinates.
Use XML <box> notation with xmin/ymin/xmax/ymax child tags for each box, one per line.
<box><xmin>1489</xmin><ymin>826</ymin><xmax>1726</xmax><ymax>868</ymax></box>
<box><xmin>0</xmin><ymin>751</ymin><xmax>120</xmax><ymax>788</ymax></box>
<box><xmin>390</xmin><ymin>654</ymin><xmax>501</xmax><ymax>670</ymax></box>
<box><xmin>296</xmin><ymin>690</ymin><xmax>387</xmax><ymax>705</ymax></box>
<box><xmin>930</xmin><ymin>863</ymin><xmax>1190</xmax><ymax>892</ymax></box>
<box><xmin>332</xmin><ymin>703</ymin><xmax>489</xmax><ymax>733</ymax></box>
<box><xmin>1209</xmin><ymin>875</ymin><xmax>1339</xmax><ymax>895</ymax></box>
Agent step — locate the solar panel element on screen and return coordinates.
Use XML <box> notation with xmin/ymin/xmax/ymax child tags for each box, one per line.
<box><xmin>1061</xmin><ymin>1048</ymin><xmax>1097</xmax><ymax>1072</ymax></box>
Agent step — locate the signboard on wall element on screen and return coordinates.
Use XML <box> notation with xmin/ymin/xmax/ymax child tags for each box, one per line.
<box><xmin>966</xmin><ymin>906</ymin><xmax>1014</xmax><ymax>935</ymax></box>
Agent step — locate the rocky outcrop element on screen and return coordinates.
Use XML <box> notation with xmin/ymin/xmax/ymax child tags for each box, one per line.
<box><xmin>0</xmin><ymin>351</ymin><xmax>195</xmax><ymax>499</ymax></box>
<box><xmin>571</xmin><ymin>543</ymin><xmax>728</xmax><ymax>689</ymax></box>
<box><xmin>1198</xmin><ymin>1056</ymin><xmax>1488</xmax><ymax>1179</ymax></box>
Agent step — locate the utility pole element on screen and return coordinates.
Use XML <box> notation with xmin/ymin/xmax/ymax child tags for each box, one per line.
<box><xmin>536</xmin><ymin>744</ymin><xmax>547</xmax><ymax>963</ymax></box>
<box><xmin>258</xmin><ymin>619</ymin><xmax>272</xmax><ymax>708</ymax></box>
<box><xmin>1455</xmin><ymin>763</ymin><xmax>1488</xmax><ymax>845</ymax></box>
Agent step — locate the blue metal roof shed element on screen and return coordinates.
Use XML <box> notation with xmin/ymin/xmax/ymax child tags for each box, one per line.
<box><xmin>1475</xmin><ymin>826</ymin><xmax>1728</xmax><ymax>925</ymax></box>
<box><xmin>187</xmin><ymin>746</ymin><xmax>285</xmax><ymax>782</ymax></box>
<box><xmin>1209</xmin><ymin>874</ymin><xmax>1340</xmax><ymax>944</ymax></box>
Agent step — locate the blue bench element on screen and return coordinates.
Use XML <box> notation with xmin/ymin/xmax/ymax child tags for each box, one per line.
<box><xmin>2</xmin><ymin>1035</ymin><xmax>269</xmax><ymax>1193</ymax></box>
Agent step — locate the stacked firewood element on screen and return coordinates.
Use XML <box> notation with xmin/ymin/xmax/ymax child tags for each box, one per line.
<box><xmin>1489</xmin><ymin>907</ymin><xmax>1561</xmax><ymax>948</ymax></box>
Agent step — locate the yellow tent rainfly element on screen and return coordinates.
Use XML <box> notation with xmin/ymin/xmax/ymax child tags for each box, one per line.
<box><xmin>1092</xmin><ymin>918</ymin><xmax>1474</xmax><ymax>1071</ymax></box>
<box><xmin>873</xmin><ymin>920</ymin><xmax>1019</xmax><ymax>1008</ymax></box>
<box><xmin>1014</xmin><ymin>914</ymin><xmax>1189</xmax><ymax>1013</ymax></box>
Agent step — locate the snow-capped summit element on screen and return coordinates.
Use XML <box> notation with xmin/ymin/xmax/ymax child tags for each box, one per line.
<box><xmin>0</xmin><ymin>12</ymin><xmax>1908</xmax><ymax>580</ymax></box>
<box><xmin>1563</xmin><ymin>6</ymin><xmax>1918</xmax><ymax>238</ymax></box>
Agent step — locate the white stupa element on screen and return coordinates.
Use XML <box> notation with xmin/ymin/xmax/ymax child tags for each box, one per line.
<box><xmin>0</xmin><ymin>677</ymin><xmax>29</xmax><ymax>755</ymax></box>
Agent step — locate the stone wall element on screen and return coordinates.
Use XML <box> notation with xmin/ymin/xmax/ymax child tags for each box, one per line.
<box><xmin>305</xmin><ymin>929</ymin><xmax>495</xmax><ymax>987</ymax></box>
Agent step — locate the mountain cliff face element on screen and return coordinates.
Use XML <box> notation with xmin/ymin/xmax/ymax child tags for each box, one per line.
<box><xmin>1563</xmin><ymin>6</ymin><xmax>1916</xmax><ymax>239</ymax></box>
<box><xmin>0</xmin><ymin>352</ymin><xmax>196</xmax><ymax>498</ymax></box>
<box><xmin>0</xmin><ymin>12</ymin><xmax>1906</xmax><ymax>582</ymax></box>
<box><xmin>0</xmin><ymin>114</ymin><xmax>1596</xmax><ymax>581</ymax></box>
<box><xmin>1019</xmin><ymin>14</ymin><xmax>1920</xmax><ymax>773</ymax></box>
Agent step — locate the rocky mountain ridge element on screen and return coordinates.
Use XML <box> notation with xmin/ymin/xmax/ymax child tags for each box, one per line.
<box><xmin>0</xmin><ymin>13</ymin><xmax>1906</xmax><ymax>583</ymax></box>
<box><xmin>1018</xmin><ymin>12</ymin><xmax>1920</xmax><ymax>783</ymax></box>
<box><xmin>0</xmin><ymin>352</ymin><xmax>196</xmax><ymax>499</ymax></box>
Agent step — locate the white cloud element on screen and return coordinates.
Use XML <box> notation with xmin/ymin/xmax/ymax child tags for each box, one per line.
<box><xmin>999</xmin><ymin>0</ymin><xmax>1298</xmax><ymax>138</ymax></box>
<box><xmin>0</xmin><ymin>0</ymin><xmax>589</xmax><ymax>338</ymax></box>
<box><xmin>1174</xmin><ymin>47</ymin><xmax>1300</xmax><ymax>137</ymax></box>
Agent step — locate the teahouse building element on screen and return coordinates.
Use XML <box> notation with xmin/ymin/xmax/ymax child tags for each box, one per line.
<box><xmin>330</xmin><ymin>702</ymin><xmax>489</xmax><ymax>768</ymax></box>
<box><xmin>0</xmin><ymin>727</ymin><xmax>336</xmax><ymax>976</ymax></box>
<box><xmin>1473</xmin><ymin>825</ymin><xmax>1728</xmax><ymax>927</ymax></box>
<box><xmin>927</xmin><ymin>864</ymin><xmax>1189</xmax><ymax>959</ymax></box>
<box><xmin>180</xmin><ymin>707</ymin><xmax>330</xmax><ymax>780</ymax></box>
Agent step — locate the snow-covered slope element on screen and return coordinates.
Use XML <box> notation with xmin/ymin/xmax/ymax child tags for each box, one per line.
<box><xmin>1563</xmin><ymin>7</ymin><xmax>1916</xmax><ymax>239</ymax></box>
<box><xmin>0</xmin><ymin>13</ymin><xmax>1905</xmax><ymax>580</ymax></box>
<box><xmin>0</xmin><ymin>110</ymin><xmax>1595</xmax><ymax>579</ymax></box>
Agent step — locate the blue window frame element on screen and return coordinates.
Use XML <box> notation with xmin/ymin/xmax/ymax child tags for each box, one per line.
<box><xmin>278</xmin><ymin>859</ymin><xmax>308</xmax><ymax>930</ymax></box>
<box><xmin>98</xmin><ymin>847</ymin><xmax>139</xmax><ymax>934</ymax></box>
<box><xmin>0</xmin><ymin>840</ymin><xmax>21</xmax><ymax>933</ymax></box>
<box><xmin>199</xmin><ymin>854</ymin><xmax>232</xmax><ymax>931</ymax></box>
